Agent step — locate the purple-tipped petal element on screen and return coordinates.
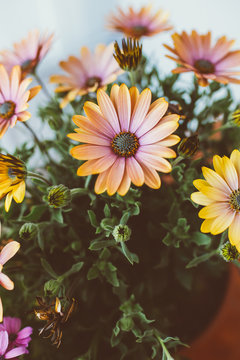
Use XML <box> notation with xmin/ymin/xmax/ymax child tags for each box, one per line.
<box><xmin>17</xmin><ymin>326</ymin><xmax>33</xmax><ymax>340</ymax></box>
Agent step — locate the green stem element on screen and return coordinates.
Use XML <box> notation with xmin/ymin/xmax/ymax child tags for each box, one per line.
<box><xmin>27</xmin><ymin>171</ymin><xmax>51</xmax><ymax>186</ymax></box>
<box><xmin>199</xmin><ymin>122</ymin><xmax>233</xmax><ymax>141</ymax></box>
<box><xmin>171</xmin><ymin>156</ymin><xmax>184</xmax><ymax>167</ymax></box>
<box><xmin>129</xmin><ymin>70</ymin><xmax>136</xmax><ymax>86</ymax></box>
<box><xmin>33</xmin><ymin>70</ymin><xmax>52</xmax><ymax>100</ymax></box>
<box><xmin>155</xmin><ymin>332</ymin><xmax>174</xmax><ymax>360</ymax></box>
<box><xmin>70</xmin><ymin>188</ymin><xmax>88</xmax><ymax>196</ymax></box>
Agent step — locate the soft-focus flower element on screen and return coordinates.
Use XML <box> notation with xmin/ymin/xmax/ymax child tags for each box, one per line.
<box><xmin>0</xmin><ymin>241</ymin><xmax>20</xmax><ymax>322</ymax></box>
<box><xmin>0</xmin><ymin>154</ymin><xmax>26</xmax><ymax>212</ymax></box>
<box><xmin>0</xmin><ymin>330</ymin><xmax>27</xmax><ymax>359</ymax></box>
<box><xmin>114</xmin><ymin>38</ymin><xmax>142</xmax><ymax>71</ymax></box>
<box><xmin>107</xmin><ymin>5</ymin><xmax>172</xmax><ymax>39</ymax></box>
<box><xmin>0</xmin><ymin>65</ymin><xmax>41</xmax><ymax>138</ymax></box>
<box><xmin>50</xmin><ymin>43</ymin><xmax>123</xmax><ymax>108</ymax></box>
<box><xmin>0</xmin><ymin>30</ymin><xmax>53</xmax><ymax>77</ymax></box>
<box><xmin>68</xmin><ymin>84</ymin><xmax>180</xmax><ymax>196</ymax></box>
<box><xmin>0</xmin><ymin>317</ymin><xmax>32</xmax><ymax>349</ymax></box>
<box><xmin>164</xmin><ymin>31</ymin><xmax>240</xmax><ymax>86</ymax></box>
<box><xmin>191</xmin><ymin>149</ymin><xmax>240</xmax><ymax>251</ymax></box>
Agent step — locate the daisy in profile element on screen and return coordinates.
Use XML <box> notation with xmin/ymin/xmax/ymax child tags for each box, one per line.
<box><xmin>191</xmin><ymin>150</ymin><xmax>240</xmax><ymax>251</ymax></box>
<box><xmin>164</xmin><ymin>31</ymin><xmax>240</xmax><ymax>86</ymax></box>
<box><xmin>0</xmin><ymin>30</ymin><xmax>53</xmax><ymax>78</ymax></box>
<box><xmin>0</xmin><ymin>65</ymin><xmax>41</xmax><ymax>138</ymax></box>
<box><xmin>68</xmin><ymin>84</ymin><xmax>180</xmax><ymax>196</ymax></box>
<box><xmin>50</xmin><ymin>43</ymin><xmax>123</xmax><ymax>108</ymax></box>
<box><xmin>0</xmin><ymin>241</ymin><xmax>20</xmax><ymax>322</ymax></box>
<box><xmin>107</xmin><ymin>5</ymin><xmax>172</xmax><ymax>39</ymax></box>
<box><xmin>0</xmin><ymin>154</ymin><xmax>26</xmax><ymax>212</ymax></box>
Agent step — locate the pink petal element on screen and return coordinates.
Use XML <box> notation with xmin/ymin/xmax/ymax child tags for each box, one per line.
<box><xmin>5</xmin><ymin>346</ymin><xmax>28</xmax><ymax>359</ymax></box>
<box><xmin>126</xmin><ymin>157</ymin><xmax>144</xmax><ymax>186</ymax></box>
<box><xmin>117</xmin><ymin>84</ymin><xmax>131</xmax><ymax>131</ymax></box>
<box><xmin>0</xmin><ymin>241</ymin><xmax>20</xmax><ymax>266</ymax></box>
<box><xmin>3</xmin><ymin>317</ymin><xmax>21</xmax><ymax>334</ymax></box>
<box><xmin>130</xmin><ymin>88</ymin><xmax>151</xmax><ymax>133</ymax></box>
<box><xmin>70</xmin><ymin>145</ymin><xmax>111</xmax><ymax>160</ymax></box>
<box><xmin>0</xmin><ymin>65</ymin><xmax>10</xmax><ymax>99</ymax></box>
<box><xmin>106</xmin><ymin>157</ymin><xmax>125</xmax><ymax>195</ymax></box>
<box><xmin>17</xmin><ymin>326</ymin><xmax>33</xmax><ymax>339</ymax></box>
<box><xmin>77</xmin><ymin>153</ymin><xmax>117</xmax><ymax>176</ymax></box>
<box><xmin>136</xmin><ymin>151</ymin><xmax>172</xmax><ymax>173</ymax></box>
<box><xmin>117</xmin><ymin>171</ymin><xmax>131</xmax><ymax>196</ymax></box>
<box><xmin>0</xmin><ymin>330</ymin><xmax>8</xmax><ymax>355</ymax></box>
<box><xmin>97</xmin><ymin>89</ymin><xmax>120</xmax><ymax>133</ymax></box>
<box><xmin>139</xmin><ymin>121</ymin><xmax>179</xmax><ymax>145</ymax></box>
<box><xmin>94</xmin><ymin>170</ymin><xmax>109</xmax><ymax>194</ymax></box>
<box><xmin>0</xmin><ymin>273</ymin><xmax>14</xmax><ymax>290</ymax></box>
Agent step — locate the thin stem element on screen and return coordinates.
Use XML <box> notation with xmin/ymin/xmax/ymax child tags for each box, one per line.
<box><xmin>171</xmin><ymin>156</ymin><xmax>184</xmax><ymax>167</ymax></box>
<box><xmin>27</xmin><ymin>171</ymin><xmax>51</xmax><ymax>186</ymax></box>
<box><xmin>70</xmin><ymin>188</ymin><xmax>88</xmax><ymax>196</ymax></box>
<box><xmin>155</xmin><ymin>332</ymin><xmax>174</xmax><ymax>360</ymax></box>
<box><xmin>33</xmin><ymin>71</ymin><xmax>52</xmax><ymax>100</ymax></box>
<box><xmin>129</xmin><ymin>70</ymin><xmax>136</xmax><ymax>86</ymax></box>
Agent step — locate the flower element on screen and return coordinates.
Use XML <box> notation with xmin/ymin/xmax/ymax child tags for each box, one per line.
<box><xmin>0</xmin><ymin>317</ymin><xmax>32</xmax><ymax>349</ymax></box>
<box><xmin>232</xmin><ymin>109</ymin><xmax>240</xmax><ymax>126</ymax></box>
<box><xmin>164</xmin><ymin>31</ymin><xmax>240</xmax><ymax>86</ymax></box>
<box><xmin>0</xmin><ymin>30</ymin><xmax>53</xmax><ymax>77</ymax></box>
<box><xmin>68</xmin><ymin>84</ymin><xmax>180</xmax><ymax>196</ymax></box>
<box><xmin>191</xmin><ymin>149</ymin><xmax>240</xmax><ymax>251</ymax></box>
<box><xmin>0</xmin><ymin>241</ymin><xmax>20</xmax><ymax>322</ymax></box>
<box><xmin>0</xmin><ymin>154</ymin><xmax>26</xmax><ymax>212</ymax></box>
<box><xmin>0</xmin><ymin>65</ymin><xmax>41</xmax><ymax>138</ymax></box>
<box><xmin>47</xmin><ymin>184</ymin><xmax>71</xmax><ymax>208</ymax></box>
<box><xmin>107</xmin><ymin>5</ymin><xmax>172</xmax><ymax>39</ymax></box>
<box><xmin>177</xmin><ymin>134</ymin><xmax>199</xmax><ymax>158</ymax></box>
<box><xmin>50</xmin><ymin>43</ymin><xmax>123</xmax><ymax>108</ymax></box>
<box><xmin>0</xmin><ymin>330</ymin><xmax>27</xmax><ymax>359</ymax></box>
<box><xmin>220</xmin><ymin>242</ymin><xmax>240</xmax><ymax>262</ymax></box>
<box><xmin>113</xmin><ymin>38</ymin><xmax>142</xmax><ymax>71</ymax></box>
<box><xmin>113</xmin><ymin>225</ymin><xmax>131</xmax><ymax>242</ymax></box>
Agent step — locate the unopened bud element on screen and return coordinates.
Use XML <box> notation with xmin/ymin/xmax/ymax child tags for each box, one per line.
<box><xmin>113</xmin><ymin>225</ymin><xmax>131</xmax><ymax>243</ymax></box>
<box><xmin>113</xmin><ymin>38</ymin><xmax>142</xmax><ymax>71</ymax></box>
<box><xmin>48</xmin><ymin>116</ymin><xmax>63</xmax><ymax>130</ymax></box>
<box><xmin>47</xmin><ymin>184</ymin><xmax>71</xmax><ymax>208</ymax></box>
<box><xmin>178</xmin><ymin>134</ymin><xmax>199</xmax><ymax>158</ymax></box>
<box><xmin>19</xmin><ymin>222</ymin><xmax>38</xmax><ymax>240</ymax></box>
<box><xmin>232</xmin><ymin>109</ymin><xmax>240</xmax><ymax>127</ymax></box>
<box><xmin>220</xmin><ymin>241</ymin><xmax>240</xmax><ymax>262</ymax></box>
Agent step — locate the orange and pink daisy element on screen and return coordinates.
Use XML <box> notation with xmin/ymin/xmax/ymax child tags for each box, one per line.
<box><xmin>68</xmin><ymin>84</ymin><xmax>180</xmax><ymax>196</ymax></box>
<box><xmin>50</xmin><ymin>43</ymin><xmax>123</xmax><ymax>108</ymax></box>
<box><xmin>0</xmin><ymin>65</ymin><xmax>41</xmax><ymax>138</ymax></box>
<box><xmin>164</xmin><ymin>31</ymin><xmax>240</xmax><ymax>86</ymax></box>
<box><xmin>107</xmin><ymin>5</ymin><xmax>172</xmax><ymax>39</ymax></box>
<box><xmin>0</xmin><ymin>30</ymin><xmax>53</xmax><ymax>78</ymax></box>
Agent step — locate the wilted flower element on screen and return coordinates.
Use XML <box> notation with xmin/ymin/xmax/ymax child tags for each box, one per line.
<box><xmin>178</xmin><ymin>135</ymin><xmax>199</xmax><ymax>158</ymax></box>
<box><xmin>107</xmin><ymin>5</ymin><xmax>172</xmax><ymax>39</ymax></box>
<box><xmin>165</xmin><ymin>31</ymin><xmax>240</xmax><ymax>86</ymax></box>
<box><xmin>35</xmin><ymin>296</ymin><xmax>76</xmax><ymax>348</ymax></box>
<box><xmin>114</xmin><ymin>38</ymin><xmax>142</xmax><ymax>71</ymax></box>
<box><xmin>191</xmin><ymin>149</ymin><xmax>240</xmax><ymax>251</ymax></box>
<box><xmin>0</xmin><ymin>154</ymin><xmax>26</xmax><ymax>212</ymax></box>
<box><xmin>0</xmin><ymin>316</ymin><xmax>32</xmax><ymax>350</ymax></box>
<box><xmin>0</xmin><ymin>30</ymin><xmax>53</xmax><ymax>77</ymax></box>
<box><xmin>47</xmin><ymin>184</ymin><xmax>71</xmax><ymax>208</ymax></box>
<box><xmin>19</xmin><ymin>223</ymin><xmax>38</xmax><ymax>240</ymax></box>
<box><xmin>113</xmin><ymin>225</ymin><xmax>131</xmax><ymax>242</ymax></box>
<box><xmin>220</xmin><ymin>242</ymin><xmax>240</xmax><ymax>262</ymax></box>
<box><xmin>0</xmin><ymin>241</ymin><xmax>20</xmax><ymax>322</ymax></box>
<box><xmin>0</xmin><ymin>65</ymin><xmax>41</xmax><ymax>138</ymax></box>
<box><xmin>68</xmin><ymin>84</ymin><xmax>180</xmax><ymax>196</ymax></box>
<box><xmin>50</xmin><ymin>43</ymin><xmax>123</xmax><ymax>108</ymax></box>
<box><xmin>0</xmin><ymin>330</ymin><xmax>27</xmax><ymax>359</ymax></box>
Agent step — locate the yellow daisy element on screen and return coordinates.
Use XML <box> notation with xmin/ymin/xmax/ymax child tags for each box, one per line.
<box><xmin>191</xmin><ymin>149</ymin><xmax>240</xmax><ymax>251</ymax></box>
<box><xmin>0</xmin><ymin>154</ymin><xmax>26</xmax><ymax>212</ymax></box>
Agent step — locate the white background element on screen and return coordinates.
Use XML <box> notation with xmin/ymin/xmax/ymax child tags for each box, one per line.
<box><xmin>0</xmin><ymin>0</ymin><xmax>240</xmax><ymax>151</ymax></box>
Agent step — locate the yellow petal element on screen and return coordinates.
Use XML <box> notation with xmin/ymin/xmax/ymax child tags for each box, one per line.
<box><xmin>5</xmin><ymin>193</ymin><xmax>13</xmax><ymax>212</ymax></box>
<box><xmin>12</xmin><ymin>181</ymin><xmax>25</xmax><ymax>203</ymax></box>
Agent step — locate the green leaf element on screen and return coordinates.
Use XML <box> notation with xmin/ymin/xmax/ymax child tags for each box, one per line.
<box><xmin>87</xmin><ymin>210</ymin><xmax>98</xmax><ymax>228</ymax></box>
<box><xmin>186</xmin><ymin>250</ymin><xmax>217</xmax><ymax>268</ymax></box>
<box><xmin>87</xmin><ymin>265</ymin><xmax>99</xmax><ymax>280</ymax></box>
<box><xmin>120</xmin><ymin>212</ymin><xmax>130</xmax><ymax>225</ymax></box>
<box><xmin>120</xmin><ymin>242</ymin><xmax>139</xmax><ymax>265</ymax></box>
<box><xmin>41</xmin><ymin>259</ymin><xmax>58</xmax><ymax>279</ymax></box>
<box><xmin>191</xmin><ymin>232</ymin><xmax>212</xmax><ymax>246</ymax></box>
<box><xmin>89</xmin><ymin>239</ymin><xmax>116</xmax><ymax>251</ymax></box>
<box><xmin>103</xmin><ymin>204</ymin><xmax>111</xmax><ymax>217</ymax></box>
<box><xmin>58</xmin><ymin>261</ymin><xmax>84</xmax><ymax>281</ymax></box>
<box><xmin>104</xmin><ymin>262</ymin><xmax>120</xmax><ymax>287</ymax></box>
<box><xmin>51</xmin><ymin>208</ymin><xmax>64</xmax><ymax>224</ymax></box>
<box><xmin>22</xmin><ymin>204</ymin><xmax>48</xmax><ymax>222</ymax></box>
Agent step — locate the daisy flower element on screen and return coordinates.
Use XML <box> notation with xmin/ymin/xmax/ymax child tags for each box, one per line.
<box><xmin>0</xmin><ymin>241</ymin><xmax>20</xmax><ymax>322</ymax></box>
<box><xmin>0</xmin><ymin>317</ymin><xmax>32</xmax><ymax>349</ymax></box>
<box><xmin>107</xmin><ymin>5</ymin><xmax>172</xmax><ymax>39</ymax></box>
<box><xmin>164</xmin><ymin>31</ymin><xmax>240</xmax><ymax>86</ymax></box>
<box><xmin>0</xmin><ymin>65</ymin><xmax>41</xmax><ymax>138</ymax></box>
<box><xmin>0</xmin><ymin>154</ymin><xmax>26</xmax><ymax>212</ymax></box>
<box><xmin>191</xmin><ymin>150</ymin><xmax>240</xmax><ymax>251</ymax></box>
<box><xmin>68</xmin><ymin>84</ymin><xmax>180</xmax><ymax>196</ymax></box>
<box><xmin>0</xmin><ymin>330</ymin><xmax>27</xmax><ymax>359</ymax></box>
<box><xmin>0</xmin><ymin>29</ymin><xmax>53</xmax><ymax>77</ymax></box>
<box><xmin>50</xmin><ymin>43</ymin><xmax>123</xmax><ymax>108</ymax></box>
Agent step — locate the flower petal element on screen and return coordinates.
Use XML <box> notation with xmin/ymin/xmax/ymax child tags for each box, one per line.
<box><xmin>210</xmin><ymin>209</ymin><xmax>235</xmax><ymax>235</ymax></box>
<box><xmin>0</xmin><ymin>273</ymin><xmax>14</xmax><ymax>290</ymax></box>
<box><xmin>191</xmin><ymin>192</ymin><xmax>214</xmax><ymax>206</ymax></box>
<box><xmin>130</xmin><ymin>88</ymin><xmax>151</xmax><ymax>133</ymax></box>
<box><xmin>97</xmin><ymin>89</ymin><xmax>120</xmax><ymax>133</ymax></box>
<box><xmin>202</xmin><ymin>166</ymin><xmax>232</xmax><ymax>194</ymax></box>
<box><xmin>228</xmin><ymin>213</ymin><xmax>240</xmax><ymax>250</ymax></box>
<box><xmin>77</xmin><ymin>153</ymin><xmax>117</xmax><ymax>176</ymax></box>
<box><xmin>117</xmin><ymin>171</ymin><xmax>131</xmax><ymax>196</ymax></box>
<box><xmin>0</xmin><ymin>241</ymin><xmax>20</xmax><ymax>266</ymax></box>
<box><xmin>126</xmin><ymin>157</ymin><xmax>144</xmax><ymax>186</ymax></box>
<box><xmin>198</xmin><ymin>202</ymin><xmax>230</xmax><ymax>219</ymax></box>
<box><xmin>106</xmin><ymin>157</ymin><xmax>125</xmax><ymax>195</ymax></box>
<box><xmin>117</xmin><ymin>84</ymin><xmax>131</xmax><ymax>131</ymax></box>
<box><xmin>0</xmin><ymin>330</ymin><xmax>8</xmax><ymax>355</ymax></box>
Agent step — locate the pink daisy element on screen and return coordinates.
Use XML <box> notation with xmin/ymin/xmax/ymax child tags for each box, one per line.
<box><xmin>0</xmin><ymin>65</ymin><xmax>41</xmax><ymax>138</ymax></box>
<box><xmin>107</xmin><ymin>5</ymin><xmax>172</xmax><ymax>39</ymax></box>
<box><xmin>68</xmin><ymin>84</ymin><xmax>180</xmax><ymax>196</ymax></box>
<box><xmin>164</xmin><ymin>31</ymin><xmax>240</xmax><ymax>86</ymax></box>
<box><xmin>0</xmin><ymin>317</ymin><xmax>32</xmax><ymax>349</ymax></box>
<box><xmin>0</xmin><ymin>30</ymin><xmax>53</xmax><ymax>78</ymax></box>
<box><xmin>50</xmin><ymin>43</ymin><xmax>123</xmax><ymax>108</ymax></box>
<box><xmin>0</xmin><ymin>330</ymin><xmax>27</xmax><ymax>359</ymax></box>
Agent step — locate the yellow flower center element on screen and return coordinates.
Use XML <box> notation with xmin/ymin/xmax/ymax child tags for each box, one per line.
<box><xmin>132</xmin><ymin>25</ymin><xmax>148</xmax><ymax>37</ymax></box>
<box><xmin>0</xmin><ymin>101</ymin><xmax>16</xmax><ymax>119</ymax></box>
<box><xmin>111</xmin><ymin>131</ymin><xmax>139</xmax><ymax>157</ymax></box>
<box><xmin>194</xmin><ymin>59</ymin><xmax>215</xmax><ymax>74</ymax></box>
<box><xmin>85</xmin><ymin>76</ymin><xmax>101</xmax><ymax>89</ymax></box>
<box><xmin>229</xmin><ymin>189</ymin><xmax>240</xmax><ymax>210</ymax></box>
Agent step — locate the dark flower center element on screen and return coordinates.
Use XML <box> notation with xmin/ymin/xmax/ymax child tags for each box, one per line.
<box><xmin>111</xmin><ymin>131</ymin><xmax>139</xmax><ymax>157</ymax></box>
<box><xmin>85</xmin><ymin>76</ymin><xmax>101</xmax><ymax>89</ymax></box>
<box><xmin>9</xmin><ymin>333</ymin><xmax>17</xmax><ymax>342</ymax></box>
<box><xmin>8</xmin><ymin>167</ymin><xmax>17</xmax><ymax>179</ymax></box>
<box><xmin>132</xmin><ymin>25</ymin><xmax>148</xmax><ymax>37</ymax></box>
<box><xmin>230</xmin><ymin>189</ymin><xmax>240</xmax><ymax>210</ymax></box>
<box><xmin>0</xmin><ymin>101</ymin><xmax>16</xmax><ymax>119</ymax></box>
<box><xmin>194</xmin><ymin>59</ymin><xmax>215</xmax><ymax>74</ymax></box>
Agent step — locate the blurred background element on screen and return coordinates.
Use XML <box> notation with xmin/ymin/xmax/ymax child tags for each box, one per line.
<box><xmin>0</xmin><ymin>0</ymin><xmax>240</xmax><ymax>150</ymax></box>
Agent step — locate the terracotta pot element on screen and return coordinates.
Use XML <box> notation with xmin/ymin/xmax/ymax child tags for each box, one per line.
<box><xmin>179</xmin><ymin>264</ymin><xmax>240</xmax><ymax>360</ymax></box>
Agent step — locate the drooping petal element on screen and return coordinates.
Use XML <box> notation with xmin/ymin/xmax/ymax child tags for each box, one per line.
<box><xmin>0</xmin><ymin>273</ymin><xmax>14</xmax><ymax>290</ymax></box>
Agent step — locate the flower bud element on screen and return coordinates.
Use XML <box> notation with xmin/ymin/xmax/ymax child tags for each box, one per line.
<box><xmin>19</xmin><ymin>222</ymin><xmax>38</xmax><ymax>240</ymax></box>
<box><xmin>220</xmin><ymin>241</ymin><xmax>240</xmax><ymax>262</ymax></box>
<box><xmin>177</xmin><ymin>134</ymin><xmax>199</xmax><ymax>158</ymax></box>
<box><xmin>232</xmin><ymin>109</ymin><xmax>240</xmax><ymax>127</ymax></box>
<box><xmin>113</xmin><ymin>225</ymin><xmax>131</xmax><ymax>243</ymax></box>
<box><xmin>113</xmin><ymin>38</ymin><xmax>142</xmax><ymax>71</ymax></box>
<box><xmin>48</xmin><ymin>116</ymin><xmax>63</xmax><ymax>130</ymax></box>
<box><xmin>47</xmin><ymin>184</ymin><xmax>71</xmax><ymax>208</ymax></box>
